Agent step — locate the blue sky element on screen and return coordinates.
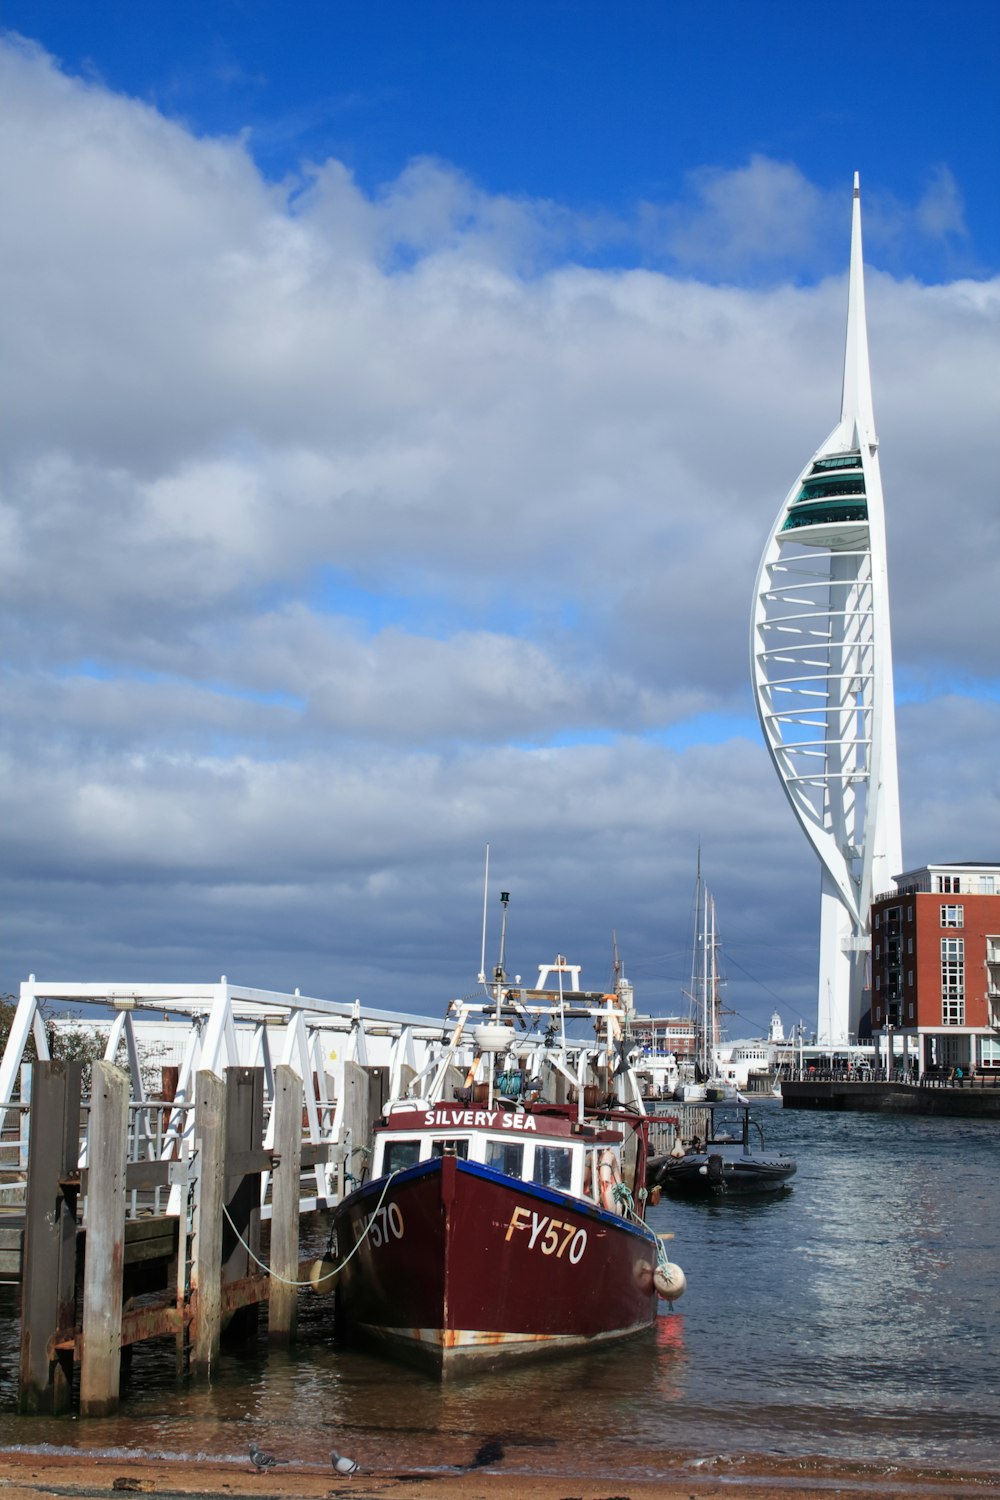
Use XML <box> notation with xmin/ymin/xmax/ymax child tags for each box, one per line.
<box><xmin>6</xmin><ymin>0</ymin><xmax>998</xmax><ymax>277</ymax></box>
<box><xmin>0</xmin><ymin>1</ymin><xmax>997</xmax><ymax>1036</ymax></box>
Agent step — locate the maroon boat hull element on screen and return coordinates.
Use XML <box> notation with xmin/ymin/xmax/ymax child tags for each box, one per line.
<box><xmin>330</xmin><ymin>1154</ymin><xmax>660</xmax><ymax>1370</ymax></box>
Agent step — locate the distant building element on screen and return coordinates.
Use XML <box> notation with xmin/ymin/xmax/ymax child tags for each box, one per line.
<box><xmin>870</xmin><ymin>863</ymin><xmax>1000</xmax><ymax>1076</ymax></box>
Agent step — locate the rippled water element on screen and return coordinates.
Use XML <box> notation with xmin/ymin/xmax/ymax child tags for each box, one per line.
<box><xmin>1</xmin><ymin>1104</ymin><xmax>997</xmax><ymax>1479</ymax></box>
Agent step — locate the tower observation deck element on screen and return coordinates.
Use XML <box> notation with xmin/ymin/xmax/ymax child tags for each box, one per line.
<box><xmin>750</xmin><ymin>175</ymin><xmax>902</xmax><ymax>1044</ymax></box>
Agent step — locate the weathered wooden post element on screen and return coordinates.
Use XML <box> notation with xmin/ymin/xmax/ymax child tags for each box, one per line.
<box><xmin>189</xmin><ymin>1069</ymin><xmax>224</xmax><ymax>1377</ymax></box>
<box><xmin>79</xmin><ymin>1061</ymin><xmax>130</xmax><ymax>1416</ymax></box>
<box><xmin>268</xmin><ymin>1065</ymin><xmax>303</xmax><ymax>1343</ymax></box>
<box><xmin>221</xmin><ymin>1066</ymin><xmax>264</xmax><ymax>1347</ymax></box>
<box><xmin>340</xmin><ymin>1060</ymin><xmax>371</xmax><ymax>1197</ymax></box>
<box><xmin>18</xmin><ymin>1060</ymin><xmax>82</xmax><ymax>1415</ymax></box>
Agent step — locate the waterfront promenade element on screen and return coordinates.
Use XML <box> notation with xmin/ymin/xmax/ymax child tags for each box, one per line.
<box><xmin>782</xmin><ymin>1072</ymin><xmax>1000</xmax><ymax>1116</ymax></box>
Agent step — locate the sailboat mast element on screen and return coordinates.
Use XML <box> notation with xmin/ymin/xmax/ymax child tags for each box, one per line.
<box><xmin>710</xmin><ymin>893</ymin><xmax>719</xmax><ymax>1057</ymax></box>
<box><xmin>702</xmin><ymin>884</ymin><xmax>710</xmax><ymax>1074</ymax></box>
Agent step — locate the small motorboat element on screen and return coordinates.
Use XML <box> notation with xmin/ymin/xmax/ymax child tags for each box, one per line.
<box><xmin>649</xmin><ymin>1101</ymin><xmax>796</xmax><ymax>1197</ymax></box>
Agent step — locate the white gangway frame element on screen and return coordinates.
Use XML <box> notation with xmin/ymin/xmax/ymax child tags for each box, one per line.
<box><xmin>0</xmin><ymin>976</ymin><xmax>450</xmax><ymax>1210</ymax></box>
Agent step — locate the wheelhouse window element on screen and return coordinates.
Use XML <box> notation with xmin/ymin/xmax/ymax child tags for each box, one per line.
<box><xmin>941</xmin><ymin>904</ymin><xmax>964</xmax><ymax>928</ymax></box>
<box><xmin>383</xmin><ymin>1140</ymin><xmax>421</xmax><ymax>1172</ymax></box>
<box><xmin>431</xmin><ymin>1138</ymin><xmax>469</xmax><ymax>1159</ymax></box>
<box><xmin>941</xmin><ymin>937</ymin><xmax>965</xmax><ymax>1026</ymax></box>
<box><xmin>486</xmin><ymin>1140</ymin><xmax>524</xmax><ymax>1178</ymax></box>
<box><xmin>532</xmin><ymin>1144</ymin><xmax>573</xmax><ymax>1192</ymax></box>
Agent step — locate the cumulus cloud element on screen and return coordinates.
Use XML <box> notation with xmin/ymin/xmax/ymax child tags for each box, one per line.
<box><xmin>0</xmin><ymin>36</ymin><xmax>997</xmax><ymax>1032</ymax></box>
<box><xmin>645</xmin><ymin>156</ymin><xmax>834</xmax><ymax>279</ymax></box>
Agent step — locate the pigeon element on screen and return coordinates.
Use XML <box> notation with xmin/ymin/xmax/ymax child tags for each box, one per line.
<box><xmin>469</xmin><ymin>1438</ymin><xmax>505</xmax><ymax>1469</ymax></box>
<box><xmin>331</xmin><ymin>1450</ymin><xmax>360</xmax><ymax>1475</ymax></box>
<box><xmin>248</xmin><ymin>1442</ymin><xmax>288</xmax><ymax>1472</ymax></box>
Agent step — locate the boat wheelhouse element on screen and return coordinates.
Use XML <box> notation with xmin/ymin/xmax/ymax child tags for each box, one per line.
<box><xmin>378</xmin><ymin>1100</ymin><xmax>620</xmax><ymax>1188</ymax></box>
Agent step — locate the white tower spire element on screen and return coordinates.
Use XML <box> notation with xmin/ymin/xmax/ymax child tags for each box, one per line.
<box><xmin>841</xmin><ymin>172</ymin><xmax>875</xmax><ymax>444</ymax></box>
<box><xmin>750</xmin><ymin>175</ymin><xmax>902</xmax><ymax>1043</ymax></box>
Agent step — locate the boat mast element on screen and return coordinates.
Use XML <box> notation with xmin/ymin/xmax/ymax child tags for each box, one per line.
<box><xmin>709</xmin><ymin>892</ymin><xmax>719</xmax><ymax>1064</ymax></box>
<box><xmin>493</xmin><ymin>889</ymin><xmax>510</xmax><ymax>1022</ymax></box>
<box><xmin>478</xmin><ymin>843</ymin><xmax>490</xmax><ymax>986</ymax></box>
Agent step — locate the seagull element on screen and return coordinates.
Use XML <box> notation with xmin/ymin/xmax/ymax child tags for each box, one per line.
<box><xmin>248</xmin><ymin>1442</ymin><xmax>288</xmax><ymax>1472</ymax></box>
<box><xmin>331</xmin><ymin>1450</ymin><xmax>360</xmax><ymax>1475</ymax></box>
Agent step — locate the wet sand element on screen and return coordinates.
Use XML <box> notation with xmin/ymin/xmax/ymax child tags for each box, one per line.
<box><xmin>0</xmin><ymin>1449</ymin><xmax>996</xmax><ymax>1500</ymax></box>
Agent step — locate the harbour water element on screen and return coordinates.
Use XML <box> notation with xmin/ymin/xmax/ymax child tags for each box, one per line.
<box><xmin>0</xmin><ymin>1104</ymin><xmax>996</xmax><ymax>1482</ymax></box>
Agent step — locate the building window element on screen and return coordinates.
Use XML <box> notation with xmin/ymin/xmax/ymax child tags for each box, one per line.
<box><xmin>980</xmin><ymin>876</ymin><xmax>996</xmax><ymax>895</ymax></box>
<box><xmin>937</xmin><ymin>876</ymin><xmax>961</xmax><ymax>894</ymax></box>
<box><xmin>980</xmin><ymin>1038</ymin><xmax>1000</xmax><ymax>1071</ymax></box>
<box><xmin>875</xmin><ymin>943</ymin><xmax>881</xmax><ymax>959</ymax></box>
<box><xmin>941</xmin><ymin>937</ymin><xmax>965</xmax><ymax>1025</ymax></box>
<box><xmin>875</xmin><ymin>974</ymin><xmax>881</xmax><ymax>990</ymax></box>
<box><xmin>941</xmin><ymin>905</ymin><xmax>964</xmax><ymax>928</ymax></box>
<box><xmin>907</xmin><ymin>905</ymin><xmax>913</xmax><ymax>920</ymax></box>
<box><xmin>908</xmin><ymin>1002</ymin><xmax>914</xmax><ymax>1020</ymax></box>
<box><xmin>908</xmin><ymin>970</ymin><xmax>913</xmax><ymax>986</ymax></box>
<box><xmin>874</xmin><ymin>912</ymin><xmax>880</xmax><ymax>929</ymax></box>
<box><xmin>907</xmin><ymin>937</ymin><xmax>913</xmax><ymax>954</ymax></box>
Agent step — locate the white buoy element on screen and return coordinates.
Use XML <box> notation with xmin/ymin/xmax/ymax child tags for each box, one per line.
<box><xmin>654</xmin><ymin>1261</ymin><xmax>686</xmax><ymax>1301</ymax></box>
<box><xmin>309</xmin><ymin>1257</ymin><xmax>338</xmax><ymax>1295</ymax></box>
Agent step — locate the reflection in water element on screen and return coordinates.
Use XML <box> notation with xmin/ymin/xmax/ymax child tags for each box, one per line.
<box><xmin>0</xmin><ymin>1107</ymin><xmax>996</xmax><ymax>1477</ymax></box>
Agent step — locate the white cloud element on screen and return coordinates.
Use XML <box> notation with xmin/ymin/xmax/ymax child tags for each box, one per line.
<box><xmin>0</xmin><ymin>37</ymin><xmax>997</xmax><ymax>1033</ymax></box>
<box><xmin>647</xmin><ymin>156</ymin><xmax>833</xmax><ymax>277</ymax></box>
<box><xmin>915</xmin><ymin>164</ymin><xmax>968</xmax><ymax>241</ymax></box>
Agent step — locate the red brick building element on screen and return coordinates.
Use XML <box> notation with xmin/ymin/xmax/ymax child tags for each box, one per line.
<box><xmin>870</xmin><ymin>862</ymin><xmax>1000</xmax><ymax>1077</ymax></box>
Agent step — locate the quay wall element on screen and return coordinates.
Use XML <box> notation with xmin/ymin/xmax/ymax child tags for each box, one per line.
<box><xmin>782</xmin><ymin>1079</ymin><xmax>1000</xmax><ymax>1118</ymax></box>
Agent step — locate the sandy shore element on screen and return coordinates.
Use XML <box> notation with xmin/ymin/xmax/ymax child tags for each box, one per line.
<box><xmin>0</xmin><ymin>1450</ymin><xmax>996</xmax><ymax>1500</ymax></box>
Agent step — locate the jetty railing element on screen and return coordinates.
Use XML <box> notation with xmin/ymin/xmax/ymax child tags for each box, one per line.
<box><xmin>781</xmin><ymin>1066</ymin><xmax>1000</xmax><ymax>1088</ymax></box>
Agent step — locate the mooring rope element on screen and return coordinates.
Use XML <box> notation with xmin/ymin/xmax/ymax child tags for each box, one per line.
<box><xmin>219</xmin><ymin>1167</ymin><xmax>402</xmax><ymax>1287</ymax></box>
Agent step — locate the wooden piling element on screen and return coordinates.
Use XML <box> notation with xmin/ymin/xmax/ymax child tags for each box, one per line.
<box><xmin>79</xmin><ymin>1061</ymin><xmax>130</xmax><ymax>1416</ymax></box>
<box><xmin>189</xmin><ymin>1069</ymin><xmax>224</xmax><ymax>1377</ymax></box>
<box><xmin>340</xmin><ymin>1060</ymin><xmax>371</xmax><ymax>1196</ymax></box>
<box><xmin>220</xmin><ymin>1067</ymin><xmax>264</xmax><ymax>1347</ymax></box>
<box><xmin>18</xmin><ymin>1060</ymin><xmax>82</xmax><ymax>1415</ymax></box>
<box><xmin>268</xmin><ymin>1066</ymin><xmax>303</xmax><ymax>1343</ymax></box>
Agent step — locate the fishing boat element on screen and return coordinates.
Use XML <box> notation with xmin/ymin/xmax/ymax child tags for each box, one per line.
<box><xmin>324</xmin><ymin>925</ymin><xmax>685</xmax><ymax>1373</ymax></box>
<box><xmin>649</xmin><ymin>1100</ymin><xmax>796</xmax><ymax>1197</ymax></box>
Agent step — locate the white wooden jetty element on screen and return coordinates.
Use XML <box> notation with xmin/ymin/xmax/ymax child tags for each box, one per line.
<box><xmin>0</xmin><ymin>977</ymin><xmax>456</xmax><ymax>1416</ymax></box>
